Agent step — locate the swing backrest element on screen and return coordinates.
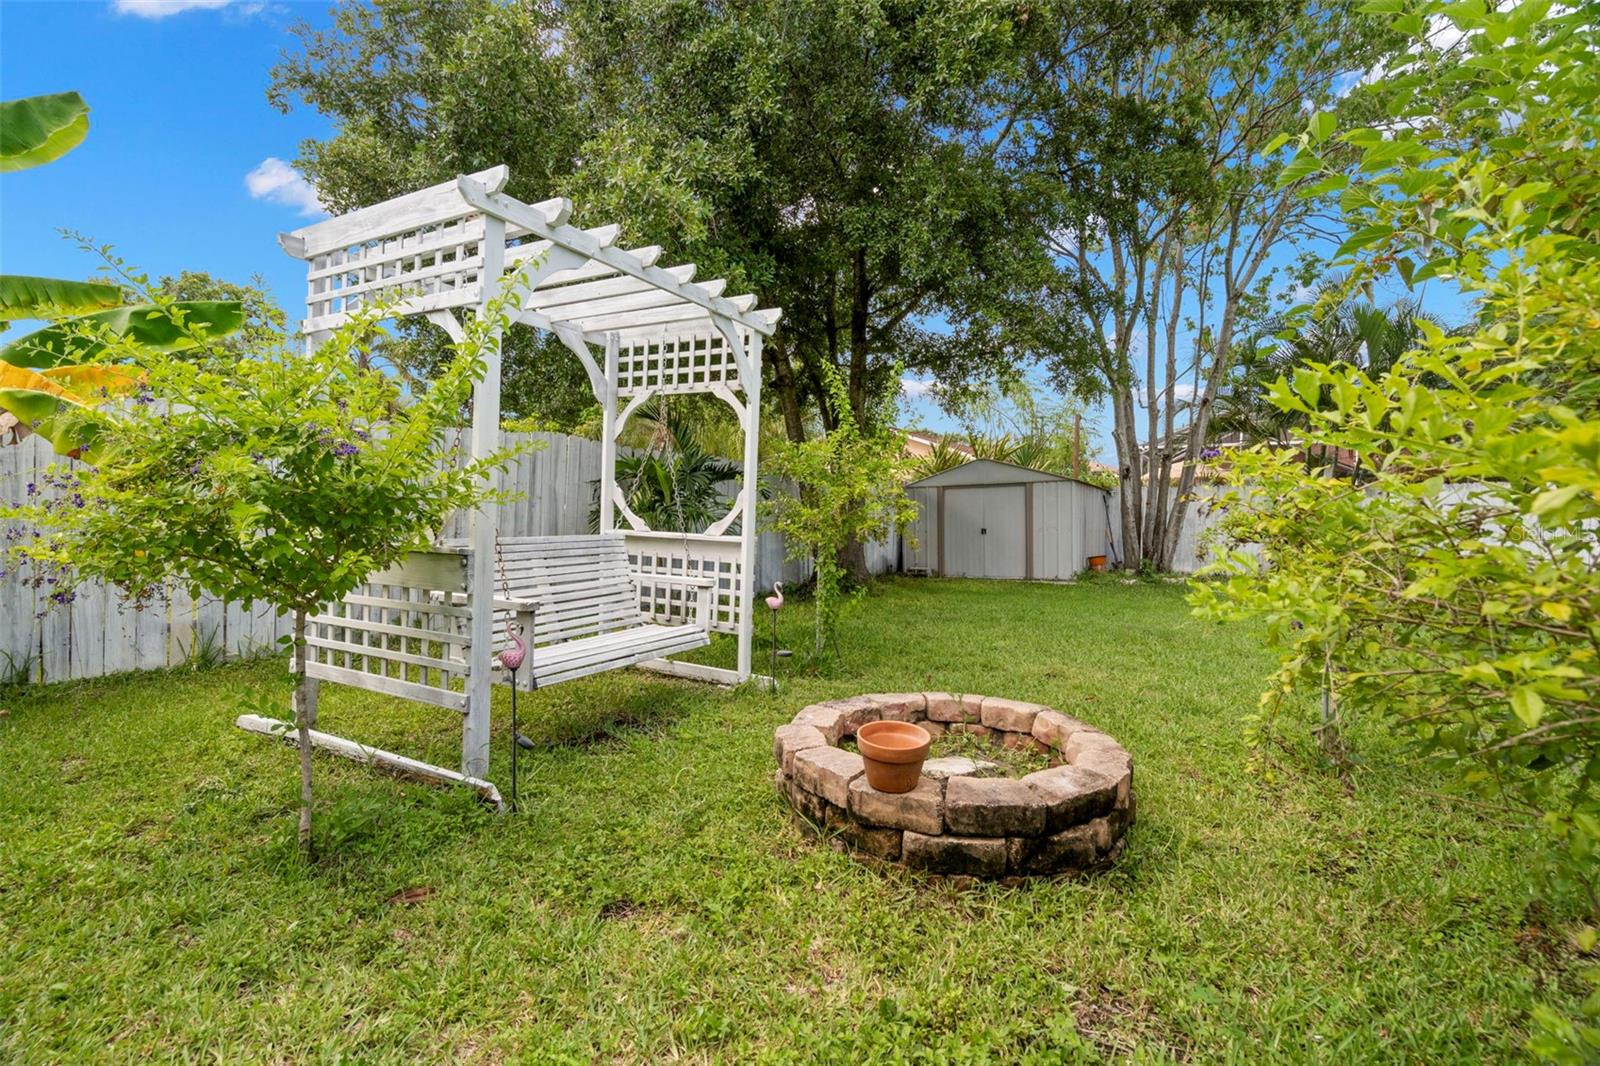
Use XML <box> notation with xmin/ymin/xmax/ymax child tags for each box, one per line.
<box><xmin>494</xmin><ymin>533</ymin><xmax>645</xmax><ymax>646</ymax></box>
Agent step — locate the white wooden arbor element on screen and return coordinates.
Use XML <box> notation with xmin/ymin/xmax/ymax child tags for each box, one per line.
<box><xmin>243</xmin><ymin>166</ymin><xmax>780</xmax><ymax>793</ymax></box>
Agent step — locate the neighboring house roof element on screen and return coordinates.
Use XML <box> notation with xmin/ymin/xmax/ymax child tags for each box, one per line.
<box><xmin>900</xmin><ymin>428</ymin><xmax>974</xmax><ymax>455</ymax></box>
<box><xmin>907</xmin><ymin>457</ymin><xmax>1107</xmax><ymax>491</ymax></box>
<box><xmin>1138</xmin><ymin>428</ymin><xmax>1254</xmax><ymax>456</ymax></box>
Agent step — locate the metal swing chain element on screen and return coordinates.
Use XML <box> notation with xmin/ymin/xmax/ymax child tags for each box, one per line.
<box><xmin>664</xmin><ymin>388</ymin><xmax>697</xmax><ymax>625</ymax></box>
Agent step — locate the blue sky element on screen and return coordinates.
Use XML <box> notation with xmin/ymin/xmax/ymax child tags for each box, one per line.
<box><xmin>1</xmin><ymin>0</ymin><xmax>335</xmax><ymax>315</ymax></box>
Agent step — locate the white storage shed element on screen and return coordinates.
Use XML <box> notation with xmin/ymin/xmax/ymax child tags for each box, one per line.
<box><xmin>904</xmin><ymin>460</ymin><xmax>1113</xmax><ymax>580</ymax></box>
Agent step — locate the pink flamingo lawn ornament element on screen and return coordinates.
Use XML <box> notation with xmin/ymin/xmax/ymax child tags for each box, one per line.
<box><xmin>765</xmin><ymin>582</ymin><xmax>785</xmax><ymax>690</ymax></box>
<box><xmin>497</xmin><ymin>622</ymin><xmax>529</xmax><ymax>811</ymax></box>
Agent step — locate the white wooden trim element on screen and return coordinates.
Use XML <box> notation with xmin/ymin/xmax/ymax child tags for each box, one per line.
<box><xmin>280</xmin><ymin>165</ymin><xmax>511</xmax><ymax>259</ymax></box>
<box><xmin>236</xmin><ymin>714</ymin><xmax>503</xmax><ymax>809</ymax></box>
<box><xmin>599</xmin><ymin>333</ymin><xmax>619</xmax><ymax>534</ymax></box>
<box><xmin>703</xmin><ymin>497</ymin><xmax>743</xmax><ymax>538</ymax></box>
<box><xmin>425</xmin><ymin>309</ymin><xmax>465</xmax><ymax>343</ymax></box>
<box><xmin>614</xmin><ymin>388</ymin><xmax>656</xmax><ymax>439</ymax></box>
<box><xmin>612</xmin><ymin>484</ymin><xmax>649</xmax><ymax>532</ymax></box>
<box><xmin>306</xmin><ymin>660</ymin><xmax>469</xmax><ymax>711</ymax></box>
<box><xmin>734</xmin><ymin>328</ymin><xmax>762</xmax><ymax>681</ymax></box>
<box><xmin>552</xmin><ymin>325</ymin><xmax>606</xmax><ymax>406</ymax></box>
<box><xmin>461</xmin><ymin>211</ymin><xmax>506</xmax><ymax>780</ymax></box>
<box><xmin>635</xmin><ymin>659</ymin><xmax>772</xmax><ymax>689</ymax></box>
<box><xmin>456</xmin><ymin>179</ymin><xmax>777</xmax><ymax>336</ymax></box>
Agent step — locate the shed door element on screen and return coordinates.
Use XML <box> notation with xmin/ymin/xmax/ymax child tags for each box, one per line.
<box><xmin>944</xmin><ymin>486</ymin><xmax>1025</xmax><ymax>579</ymax></box>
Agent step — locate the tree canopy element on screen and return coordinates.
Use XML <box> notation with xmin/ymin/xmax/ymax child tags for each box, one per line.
<box><xmin>270</xmin><ymin>0</ymin><xmax>1147</xmax><ymax>439</ymax></box>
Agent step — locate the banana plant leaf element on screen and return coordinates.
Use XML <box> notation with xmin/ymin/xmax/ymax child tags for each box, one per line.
<box><xmin>0</xmin><ymin>92</ymin><xmax>89</xmax><ymax>173</ymax></box>
<box><xmin>0</xmin><ymin>300</ymin><xmax>245</xmax><ymax>369</ymax></box>
<box><xmin>0</xmin><ymin>361</ymin><xmax>77</xmax><ymax>426</ymax></box>
<box><xmin>0</xmin><ymin>361</ymin><xmax>139</xmax><ymax>456</ymax></box>
<box><xmin>0</xmin><ymin>275</ymin><xmax>124</xmax><ymax>326</ymax></box>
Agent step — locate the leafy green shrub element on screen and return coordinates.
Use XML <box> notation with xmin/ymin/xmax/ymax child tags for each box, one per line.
<box><xmin>1189</xmin><ymin>0</ymin><xmax>1598</xmax><ymax>1054</ymax></box>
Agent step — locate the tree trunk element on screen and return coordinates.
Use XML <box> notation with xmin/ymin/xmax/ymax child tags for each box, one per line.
<box><xmin>292</xmin><ymin>607</ymin><xmax>315</xmax><ymax>859</ymax></box>
<box><xmin>768</xmin><ymin>342</ymin><xmax>809</xmax><ymax>444</ymax></box>
<box><xmin>1112</xmin><ymin>384</ymin><xmax>1144</xmax><ymax>569</ymax></box>
<box><xmin>835</xmin><ymin>538</ymin><xmax>869</xmax><ymax>584</ymax></box>
<box><xmin>847</xmin><ymin>248</ymin><xmax>873</xmax><ymax>425</ymax></box>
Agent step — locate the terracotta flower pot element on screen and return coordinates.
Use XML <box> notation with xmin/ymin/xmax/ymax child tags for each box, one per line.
<box><xmin>857</xmin><ymin>720</ymin><xmax>931</xmax><ymax>793</ymax></box>
<box><xmin>1087</xmin><ymin>554</ymin><xmax>1107</xmax><ymax>571</ymax></box>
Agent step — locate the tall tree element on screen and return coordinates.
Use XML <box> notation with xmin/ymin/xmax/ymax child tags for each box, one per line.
<box><xmin>1026</xmin><ymin>0</ymin><xmax>1392</xmax><ymax>569</ymax></box>
<box><xmin>271</xmin><ymin>0</ymin><xmax>1067</xmax><ymax>450</ymax></box>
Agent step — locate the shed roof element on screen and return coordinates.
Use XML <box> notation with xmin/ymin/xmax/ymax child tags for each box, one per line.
<box><xmin>908</xmin><ymin>458</ymin><xmax>1106</xmax><ymax>489</ymax></box>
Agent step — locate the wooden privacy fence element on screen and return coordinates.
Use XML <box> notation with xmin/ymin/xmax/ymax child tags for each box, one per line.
<box><xmin>0</xmin><ymin>430</ymin><xmax>895</xmax><ymax>686</ymax></box>
<box><xmin>1106</xmin><ymin>484</ymin><xmax>1257</xmax><ymax>573</ymax></box>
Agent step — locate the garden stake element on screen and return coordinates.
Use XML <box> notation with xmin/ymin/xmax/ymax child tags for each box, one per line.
<box><xmin>497</xmin><ymin>621</ymin><xmax>529</xmax><ymax>812</ymax></box>
<box><xmin>765</xmin><ymin>582</ymin><xmax>784</xmax><ymax>691</ymax></box>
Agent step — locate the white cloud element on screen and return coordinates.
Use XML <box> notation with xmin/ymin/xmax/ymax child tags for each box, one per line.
<box><xmin>245</xmin><ymin>157</ymin><xmax>325</xmax><ymax>217</ymax></box>
<box><xmin>111</xmin><ymin>0</ymin><xmax>235</xmax><ymax>17</ymax></box>
<box><xmin>900</xmin><ymin>375</ymin><xmax>936</xmax><ymax>400</ymax></box>
<box><xmin>1330</xmin><ymin>70</ymin><xmax>1365</xmax><ymax>100</ymax></box>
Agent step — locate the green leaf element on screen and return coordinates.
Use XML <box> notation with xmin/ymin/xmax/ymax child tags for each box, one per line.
<box><xmin>1511</xmin><ymin>687</ymin><xmax>1545</xmax><ymax>729</ymax></box>
<box><xmin>1276</xmin><ymin>149</ymin><xmax>1323</xmax><ymax>189</ymax></box>
<box><xmin>0</xmin><ymin>275</ymin><xmax>123</xmax><ymax>323</ymax></box>
<box><xmin>1307</xmin><ymin>111</ymin><xmax>1337</xmax><ymax>145</ymax></box>
<box><xmin>0</xmin><ymin>300</ymin><xmax>245</xmax><ymax>369</ymax></box>
<box><xmin>0</xmin><ymin>92</ymin><xmax>89</xmax><ymax>173</ymax></box>
<box><xmin>1260</xmin><ymin>132</ymin><xmax>1292</xmax><ymax>156</ymax></box>
<box><xmin>1292</xmin><ymin>367</ymin><xmax>1322</xmax><ymax>408</ymax></box>
<box><xmin>1531</xmin><ymin>484</ymin><xmax>1582</xmax><ymax>516</ymax></box>
<box><xmin>1301</xmin><ymin>173</ymin><xmax>1349</xmax><ymax>197</ymax></box>
<box><xmin>1336</xmin><ymin>225</ymin><xmax>1394</xmax><ymax>258</ymax></box>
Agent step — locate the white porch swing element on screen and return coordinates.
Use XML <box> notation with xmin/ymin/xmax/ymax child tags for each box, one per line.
<box><xmin>234</xmin><ymin>166</ymin><xmax>780</xmax><ymax>806</ymax></box>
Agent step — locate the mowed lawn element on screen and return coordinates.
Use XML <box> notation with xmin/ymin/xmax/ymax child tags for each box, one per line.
<box><xmin>0</xmin><ymin>577</ymin><xmax>1587</xmax><ymax>1063</ymax></box>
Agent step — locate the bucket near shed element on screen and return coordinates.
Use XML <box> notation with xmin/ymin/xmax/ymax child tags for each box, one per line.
<box><xmin>1087</xmin><ymin>555</ymin><xmax>1107</xmax><ymax>571</ymax></box>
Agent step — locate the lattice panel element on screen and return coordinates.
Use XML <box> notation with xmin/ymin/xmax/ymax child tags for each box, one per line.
<box><xmin>303</xmin><ymin>213</ymin><xmax>493</xmax><ymax>332</ymax></box>
<box><xmin>616</xmin><ymin>333</ymin><xmax>751</xmax><ymax>397</ymax></box>
<box><xmin>305</xmin><ymin>583</ymin><xmax>472</xmax><ymax>712</ymax></box>
<box><xmin>625</xmin><ymin>533</ymin><xmax>744</xmax><ymax>635</ymax></box>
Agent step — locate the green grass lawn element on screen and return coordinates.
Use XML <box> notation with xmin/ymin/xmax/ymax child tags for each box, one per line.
<box><xmin>0</xmin><ymin>577</ymin><xmax>1588</xmax><ymax>1063</ymax></box>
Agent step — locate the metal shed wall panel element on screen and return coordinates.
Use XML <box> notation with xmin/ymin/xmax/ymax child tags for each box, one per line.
<box><xmin>905</xmin><ymin>485</ymin><xmax>939</xmax><ymax>573</ymax></box>
<box><xmin>1031</xmin><ymin>480</ymin><xmax>1111</xmax><ymax>579</ymax></box>
<box><xmin>903</xmin><ymin>466</ymin><xmax>1111</xmax><ymax>579</ymax></box>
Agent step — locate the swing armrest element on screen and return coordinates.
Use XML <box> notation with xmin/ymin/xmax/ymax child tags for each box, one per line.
<box><xmin>491</xmin><ymin>596</ymin><xmax>540</xmax><ymax>612</ymax></box>
<box><xmin>442</xmin><ymin>591</ymin><xmax>540</xmax><ymax>613</ymax></box>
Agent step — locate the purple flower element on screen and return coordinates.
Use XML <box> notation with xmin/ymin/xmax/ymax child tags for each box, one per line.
<box><xmin>1201</xmin><ymin>447</ymin><xmax>1222</xmax><ymax>460</ymax></box>
<box><xmin>332</xmin><ymin>440</ymin><xmax>361</xmax><ymax>458</ymax></box>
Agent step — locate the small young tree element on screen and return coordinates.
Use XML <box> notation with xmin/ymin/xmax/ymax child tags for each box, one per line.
<box><xmin>762</xmin><ymin>366</ymin><xmax>916</xmax><ymax>658</ymax></box>
<box><xmin>2</xmin><ymin>277</ymin><xmax>508</xmax><ymax>856</ymax></box>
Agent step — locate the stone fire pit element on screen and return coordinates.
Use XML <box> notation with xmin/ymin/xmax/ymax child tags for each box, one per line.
<box><xmin>772</xmin><ymin>693</ymin><xmax>1134</xmax><ymax>880</ymax></box>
